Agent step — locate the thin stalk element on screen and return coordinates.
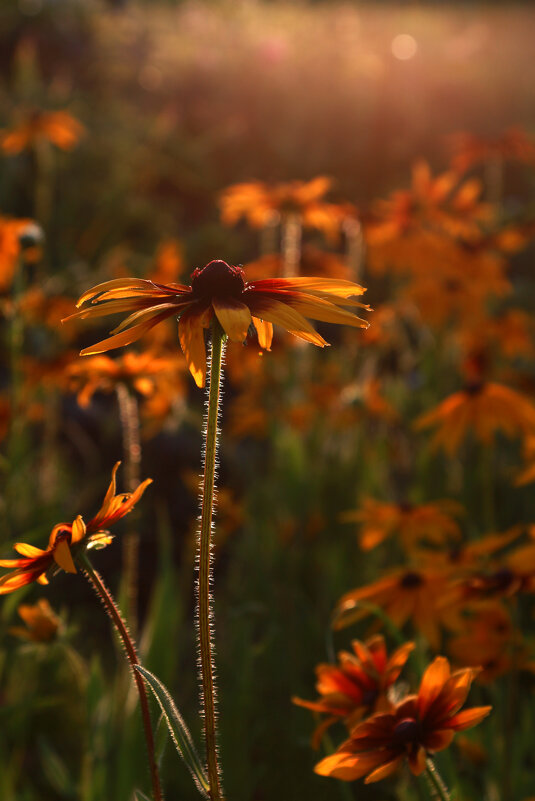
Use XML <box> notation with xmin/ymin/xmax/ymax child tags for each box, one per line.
<box><xmin>281</xmin><ymin>212</ymin><xmax>302</xmax><ymax>277</ymax></box>
<box><xmin>196</xmin><ymin>321</ymin><xmax>225</xmax><ymax>801</ymax></box>
<box><xmin>424</xmin><ymin>758</ymin><xmax>450</xmax><ymax>801</ymax></box>
<box><xmin>116</xmin><ymin>381</ymin><xmax>142</xmax><ymax>636</ymax></box>
<box><xmin>79</xmin><ymin>550</ymin><xmax>163</xmax><ymax>801</ymax></box>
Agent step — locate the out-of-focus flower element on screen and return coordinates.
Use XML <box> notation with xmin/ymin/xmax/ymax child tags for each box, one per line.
<box><xmin>341</xmin><ymin>498</ymin><xmax>463</xmax><ymax>551</ymax></box>
<box><xmin>148</xmin><ymin>239</ymin><xmax>184</xmax><ymax>285</ymax></box>
<box><xmin>0</xmin><ymin>109</ymin><xmax>84</xmax><ymax>155</ymax></box>
<box><xmin>244</xmin><ymin>246</ymin><xmax>351</xmax><ymax>282</ymax></box>
<box><xmin>219</xmin><ymin>177</ymin><xmax>347</xmax><ymax>240</ymax></box>
<box><xmin>449</xmin><ymin>127</ymin><xmax>535</xmax><ymax>172</ymax></box>
<box><xmin>293</xmin><ymin>635</ymin><xmax>415</xmax><ymax>745</ymax></box>
<box><xmin>314</xmin><ymin>656</ymin><xmax>491</xmax><ymax>783</ymax></box>
<box><xmin>0</xmin><ymin>463</ymin><xmax>151</xmax><ymax>594</ymax></box>
<box><xmin>17</xmin><ymin>288</ymin><xmax>78</xmax><ymax>337</ymax></box>
<box><xmin>457</xmin><ymin>309</ymin><xmax>534</xmax><ymax>363</ymax></box>
<box><xmin>334</xmin><ymin>567</ymin><xmax>457</xmax><ymax>650</ymax></box>
<box><xmin>8</xmin><ymin>599</ymin><xmax>62</xmax><ymax>642</ymax></box>
<box><xmin>66</xmin><ymin>350</ymin><xmax>186</xmax><ymax>409</ymax></box>
<box><xmin>415</xmin><ymin>381</ymin><xmax>535</xmax><ymax>454</ymax></box>
<box><xmin>0</xmin><ymin>216</ymin><xmax>40</xmax><ymax>292</ymax></box>
<box><xmin>66</xmin><ymin>260</ymin><xmax>369</xmax><ymax>387</ymax></box>
<box><xmin>448</xmin><ymin>604</ymin><xmax>516</xmax><ymax>683</ymax></box>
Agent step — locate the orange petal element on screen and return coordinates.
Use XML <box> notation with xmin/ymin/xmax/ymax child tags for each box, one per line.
<box><xmin>53</xmin><ymin>540</ymin><xmax>77</xmax><ymax>574</ymax></box>
<box><xmin>179</xmin><ymin>310</ymin><xmax>208</xmax><ymax>388</ymax></box>
<box><xmin>447</xmin><ymin>706</ymin><xmax>492</xmax><ymax>731</ymax></box>
<box><xmin>80</xmin><ymin>308</ymin><xmax>176</xmax><ymax>355</ymax></box>
<box><xmin>71</xmin><ymin>515</ymin><xmax>87</xmax><ymax>545</ymax></box>
<box><xmin>212</xmin><ymin>297</ymin><xmax>252</xmax><ymax>342</ymax></box>
<box><xmin>247</xmin><ymin>296</ymin><xmax>328</xmax><ymax>346</ymax></box>
<box><xmin>418</xmin><ymin>657</ymin><xmax>451</xmax><ymax>718</ymax></box>
<box><xmin>252</xmin><ymin>317</ymin><xmax>273</xmax><ymax>349</ymax></box>
<box><xmin>365</xmin><ymin>755</ymin><xmax>404</xmax><ymax>783</ymax></box>
<box><xmin>14</xmin><ymin>542</ymin><xmax>46</xmax><ymax>558</ymax></box>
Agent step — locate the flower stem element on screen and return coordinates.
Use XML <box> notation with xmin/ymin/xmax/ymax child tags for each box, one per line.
<box><xmin>79</xmin><ymin>550</ymin><xmax>163</xmax><ymax>801</ymax></box>
<box><xmin>197</xmin><ymin>321</ymin><xmax>225</xmax><ymax>801</ymax></box>
<box><xmin>424</xmin><ymin>758</ymin><xmax>450</xmax><ymax>801</ymax></box>
<box><xmin>116</xmin><ymin>381</ymin><xmax>142</xmax><ymax>637</ymax></box>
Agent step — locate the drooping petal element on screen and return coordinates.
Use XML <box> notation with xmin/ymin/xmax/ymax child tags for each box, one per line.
<box><xmin>246</xmin><ymin>296</ymin><xmax>328</xmax><ymax>346</ymax></box>
<box><xmin>365</xmin><ymin>754</ymin><xmax>404</xmax><ymax>783</ymax></box>
<box><xmin>252</xmin><ymin>317</ymin><xmax>273</xmax><ymax>349</ymax></box>
<box><xmin>14</xmin><ymin>543</ymin><xmax>46</xmax><ymax>558</ymax></box>
<box><xmin>212</xmin><ymin>297</ymin><xmax>252</xmax><ymax>342</ymax></box>
<box><xmin>75</xmin><ymin>278</ymin><xmax>177</xmax><ymax>307</ymax></box>
<box><xmin>80</xmin><ymin>308</ymin><xmax>178</xmax><ymax>355</ymax></box>
<box><xmin>179</xmin><ymin>308</ymin><xmax>209</xmax><ymax>388</ymax></box>
<box><xmin>53</xmin><ymin>539</ymin><xmax>77</xmax><ymax>574</ymax></box>
<box><xmin>447</xmin><ymin>706</ymin><xmax>492</xmax><ymax>731</ymax></box>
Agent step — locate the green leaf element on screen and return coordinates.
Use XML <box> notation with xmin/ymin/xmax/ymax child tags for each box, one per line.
<box><xmin>134</xmin><ymin>665</ymin><xmax>209</xmax><ymax>798</ymax></box>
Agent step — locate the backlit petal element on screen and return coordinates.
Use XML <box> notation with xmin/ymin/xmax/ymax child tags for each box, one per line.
<box><xmin>179</xmin><ymin>309</ymin><xmax>209</xmax><ymax>388</ymax></box>
<box><xmin>212</xmin><ymin>297</ymin><xmax>252</xmax><ymax>342</ymax></box>
<box><xmin>53</xmin><ymin>540</ymin><xmax>77</xmax><ymax>574</ymax></box>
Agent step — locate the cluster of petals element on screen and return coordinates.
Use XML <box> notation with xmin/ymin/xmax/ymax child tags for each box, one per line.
<box><xmin>0</xmin><ymin>109</ymin><xmax>84</xmax><ymax>154</ymax></box>
<box><xmin>0</xmin><ymin>463</ymin><xmax>151</xmax><ymax>594</ymax></box>
<box><xmin>315</xmin><ymin>656</ymin><xmax>491</xmax><ymax>783</ymax></box>
<box><xmin>65</xmin><ymin>260</ymin><xmax>370</xmax><ymax>387</ymax></box>
<box><xmin>293</xmin><ymin>635</ymin><xmax>414</xmax><ymax>744</ymax></box>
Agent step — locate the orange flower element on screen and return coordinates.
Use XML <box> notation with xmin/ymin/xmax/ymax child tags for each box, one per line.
<box><xmin>219</xmin><ymin>177</ymin><xmax>346</xmax><ymax>239</ymax></box>
<box><xmin>449</xmin><ymin>127</ymin><xmax>535</xmax><ymax>172</ymax></box>
<box><xmin>65</xmin><ymin>259</ymin><xmax>370</xmax><ymax>387</ymax></box>
<box><xmin>415</xmin><ymin>382</ymin><xmax>535</xmax><ymax>454</ymax></box>
<box><xmin>448</xmin><ymin>604</ymin><xmax>515</xmax><ymax>683</ymax></box>
<box><xmin>293</xmin><ymin>635</ymin><xmax>415</xmax><ymax>743</ymax></box>
<box><xmin>334</xmin><ymin>567</ymin><xmax>456</xmax><ymax>650</ymax></box>
<box><xmin>0</xmin><ymin>216</ymin><xmax>39</xmax><ymax>291</ymax></box>
<box><xmin>341</xmin><ymin>498</ymin><xmax>463</xmax><ymax>551</ymax></box>
<box><xmin>66</xmin><ymin>350</ymin><xmax>185</xmax><ymax>408</ymax></box>
<box><xmin>0</xmin><ymin>463</ymin><xmax>151</xmax><ymax>594</ymax></box>
<box><xmin>8</xmin><ymin>599</ymin><xmax>62</xmax><ymax>642</ymax></box>
<box><xmin>315</xmin><ymin>656</ymin><xmax>491</xmax><ymax>783</ymax></box>
<box><xmin>0</xmin><ymin>109</ymin><xmax>84</xmax><ymax>154</ymax></box>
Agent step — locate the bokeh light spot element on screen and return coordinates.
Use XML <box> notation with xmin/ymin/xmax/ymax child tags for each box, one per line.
<box><xmin>391</xmin><ymin>34</ymin><xmax>418</xmax><ymax>61</ymax></box>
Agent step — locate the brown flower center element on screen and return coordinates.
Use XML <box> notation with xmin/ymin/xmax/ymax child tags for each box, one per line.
<box><xmin>393</xmin><ymin>717</ymin><xmax>420</xmax><ymax>744</ymax></box>
<box><xmin>400</xmin><ymin>571</ymin><xmax>424</xmax><ymax>589</ymax></box>
<box><xmin>190</xmin><ymin>260</ymin><xmax>245</xmax><ymax>301</ymax></box>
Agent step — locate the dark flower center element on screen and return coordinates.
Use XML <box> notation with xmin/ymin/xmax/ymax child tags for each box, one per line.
<box><xmin>400</xmin><ymin>571</ymin><xmax>424</xmax><ymax>589</ymax></box>
<box><xmin>393</xmin><ymin>717</ymin><xmax>421</xmax><ymax>744</ymax></box>
<box><xmin>463</xmin><ymin>380</ymin><xmax>485</xmax><ymax>396</ymax></box>
<box><xmin>361</xmin><ymin>688</ymin><xmax>379</xmax><ymax>707</ymax></box>
<box><xmin>190</xmin><ymin>260</ymin><xmax>245</xmax><ymax>301</ymax></box>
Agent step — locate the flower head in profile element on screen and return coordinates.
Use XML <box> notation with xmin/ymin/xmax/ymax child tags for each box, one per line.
<box><xmin>293</xmin><ymin>635</ymin><xmax>415</xmax><ymax>744</ymax></box>
<box><xmin>0</xmin><ymin>463</ymin><xmax>151</xmax><ymax>594</ymax></box>
<box><xmin>65</xmin><ymin>260</ymin><xmax>370</xmax><ymax>387</ymax></box>
<box><xmin>315</xmin><ymin>656</ymin><xmax>491</xmax><ymax>783</ymax></box>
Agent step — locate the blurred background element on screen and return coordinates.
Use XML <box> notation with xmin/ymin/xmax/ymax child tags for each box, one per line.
<box><xmin>0</xmin><ymin>1</ymin><xmax>534</xmax><ymax>800</ymax></box>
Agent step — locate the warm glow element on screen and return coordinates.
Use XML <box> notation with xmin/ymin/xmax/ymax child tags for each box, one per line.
<box><xmin>391</xmin><ymin>33</ymin><xmax>418</xmax><ymax>61</ymax></box>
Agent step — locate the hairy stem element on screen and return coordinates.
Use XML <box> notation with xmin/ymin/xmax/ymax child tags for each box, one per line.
<box><xmin>79</xmin><ymin>551</ymin><xmax>163</xmax><ymax>801</ymax></box>
<box><xmin>424</xmin><ymin>758</ymin><xmax>450</xmax><ymax>801</ymax></box>
<box><xmin>197</xmin><ymin>321</ymin><xmax>225</xmax><ymax>801</ymax></box>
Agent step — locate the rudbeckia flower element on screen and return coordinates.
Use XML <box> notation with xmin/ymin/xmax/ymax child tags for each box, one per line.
<box><xmin>314</xmin><ymin>656</ymin><xmax>491</xmax><ymax>783</ymax></box>
<box><xmin>415</xmin><ymin>381</ymin><xmax>535</xmax><ymax>455</ymax></box>
<box><xmin>293</xmin><ymin>635</ymin><xmax>415</xmax><ymax>745</ymax></box>
<box><xmin>8</xmin><ymin>599</ymin><xmax>62</xmax><ymax>642</ymax></box>
<box><xmin>65</xmin><ymin>259</ymin><xmax>370</xmax><ymax>387</ymax></box>
<box><xmin>0</xmin><ymin>109</ymin><xmax>84</xmax><ymax>155</ymax></box>
<box><xmin>341</xmin><ymin>498</ymin><xmax>463</xmax><ymax>551</ymax></box>
<box><xmin>0</xmin><ymin>463</ymin><xmax>151</xmax><ymax>594</ymax></box>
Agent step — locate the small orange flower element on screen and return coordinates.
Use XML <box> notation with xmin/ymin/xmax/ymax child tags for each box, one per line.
<box><xmin>219</xmin><ymin>177</ymin><xmax>346</xmax><ymax>239</ymax></box>
<box><xmin>315</xmin><ymin>656</ymin><xmax>491</xmax><ymax>783</ymax></box>
<box><xmin>0</xmin><ymin>216</ymin><xmax>39</xmax><ymax>291</ymax></box>
<box><xmin>0</xmin><ymin>463</ymin><xmax>151</xmax><ymax>594</ymax></box>
<box><xmin>8</xmin><ymin>599</ymin><xmax>62</xmax><ymax>642</ymax></box>
<box><xmin>0</xmin><ymin>109</ymin><xmax>84</xmax><ymax>154</ymax></box>
<box><xmin>415</xmin><ymin>381</ymin><xmax>535</xmax><ymax>455</ymax></box>
<box><xmin>448</xmin><ymin>604</ymin><xmax>516</xmax><ymax>683</ymax></box>
<box><xmin>341</xmin><ymin>498</ymin><xmax>463</xmax><ymax>551</ymax></box>
<box><xmin>65</xmin><ymin>260</ymin><xmax>370</xmax><ymax>387</ymax></box>
<box><xmin>293</xmin><ymin>635</ymin><xmax>415</xmax><ymax>743</ymax></box>
<box><xmin>334</xmin><ymin>567</ymin><xmax>456</xmax><ymax>650</ymax></box>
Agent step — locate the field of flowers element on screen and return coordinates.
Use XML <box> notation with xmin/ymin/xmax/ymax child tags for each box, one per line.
<box><xmin>1</xmin><ymin>2</ymin><xmax>535</xmax><ymax>800</ymax></box>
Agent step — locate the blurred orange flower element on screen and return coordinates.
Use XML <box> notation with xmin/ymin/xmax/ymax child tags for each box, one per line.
<box><xmin>293</xmin><ymin>635</ymin><xmax>415</xmax><ymax>745</ymax></box>
<box><xmin>8</xmin><ymin>599</ymin><xmax>62</xmax><ymax>642</ymax></box>
<box><xmin>415</xmin><ymin>382</ymin><xmax>535</xmax><ymax>454</ymax></box>
<box><xmin>341</xmin><ymin>498</ymin><xmax>463</xmax><ymax>551</ymax></box>
<box><xmin>448</xmin><ymin>604</ymin><xmax>516</xmax><ymax>683</ymax></box>
<box><xmin>219</xmin><ymin>177</ymin><xmax>346</xmax><ymax>239</ymax></box>
<box><xmin>0</xmin><ymin>109</ymin><xmax>84</xmax><ymax>154</ymax></box>
<box><xmin>66</xmin><ymin>259</ymin><xmax>369</xmax><ymax>387</ymax></box>
<box><xmin>0</xmin><ymin>463</ymin><xmax>151</xmax><ymax>594</ymax></box>
<box><xmin>334</xmin><ymin>567</ymin><xmax>456</xmax><ymax>650</ymax></box>
<box><xmin>315</xmin><ymin>656</ymin><xmax>491</xmax><ymax>783</ymax></box>
<box><xmin>0</xmin><ymin>216</ymin><xmax>39</xmax><ymax>292</ymax></box>
<box><xmin>449</xmin><ymin>127</ymin><xmax>535</xmax><ymax>172</ymax></box>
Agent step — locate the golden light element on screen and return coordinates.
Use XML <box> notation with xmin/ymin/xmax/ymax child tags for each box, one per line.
<box><xmin>391</xmin><ymin>34</ymin><xmax>418</xmax><ymax>61</ymax></box>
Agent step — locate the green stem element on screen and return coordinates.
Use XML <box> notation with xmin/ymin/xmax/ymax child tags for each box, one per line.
<box><xmin>424</xmin><ymin>758</ymin><xmax>450</xmax><ymax>801</ymax></box>
<box><xmin>197</xmin><ymin>321</ymin><xmax>226</xmax><ymax>801</ymax></box>
<box><xmin>78</xmin><ymin>551</ymin><xmax>163</xmax><ymax>801</ymax></box>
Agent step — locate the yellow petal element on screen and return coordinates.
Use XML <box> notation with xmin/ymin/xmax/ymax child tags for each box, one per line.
<box><xmin>179</xmin><ymin>310</ymin><xmax>208</xmax><ymax>388</ymax></box>
<box><xmin>252</xmin><ymin>317</ymin><xmax>273</xmax><ymax>350</ymax></box>
<box><xmin>53</xmin><ymin>540</ymin><xmax>77</xmax><ymax>574</ymax></box>
<box><xmin>212</xmin><ymin>297</ymin><xmax>252</xmax><ymax>342</ymax></box>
